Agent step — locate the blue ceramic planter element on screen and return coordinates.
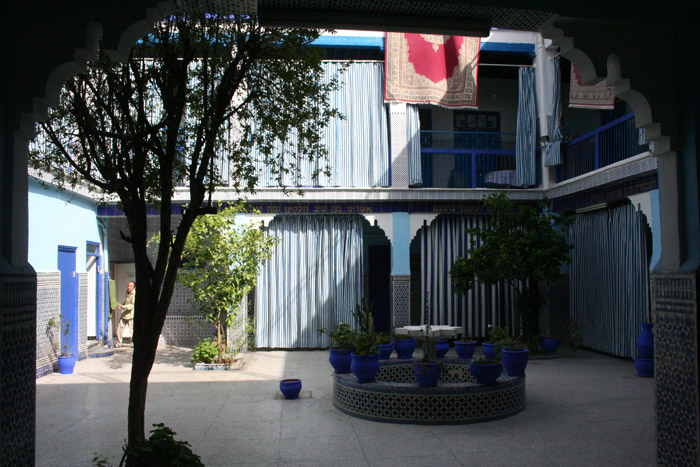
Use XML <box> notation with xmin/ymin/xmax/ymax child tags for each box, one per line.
<box><xmin>414</xmin><ymin>361</ymin><xmax>440</xmax><ymax>387</ymax></box>
<box><xmin>455</xmin><ymin>341</ymin><xmax>477</xmax><ymax>360</ymax></box>
<box><xmin>635</xmin><ymin>357</ymin><xmax>654</xmax><ymax>377</ymax></box>
<box><xmin>469</xmin><ymin>361</ymin><xmax>503</xmax><ymax>385</ymax></box>
<box><xmin>502</xmin><ymin>348</ymin><xmax>529</xmax><ymax>377</ymax></box>
<box><xmin>57</xmin><ymin>355</ymin><xmax>76</xmax><ymax>375</ymax></box>
<box><xmin>435</xmin><ymin>340</ymin><xmax>449</xmax><ymax>359</ymax></box>
<box><xmin>636</xmin><ymin>323</ymin><xmax>654</xmax><ymax>359</ymax></box>
<box><xmin>542</xmin><ymin>337</ymin><xmax>560</xmax><ymax>355</ymax></box>
<box><xmin>394</xmin><ymin>339</ymin><xmax>416</xmax><ymax>359</ymax></box>
<box><xmin>329</xmin><ymin>348</ymin><xmax>353</xmax><ymax>374</ymax></box>
<box><xmin>351</xmin><ymin>353</ymin><xmax>381</xmax><ymax>383</ymax></box>
<box><xmin>482</xmin><ymin>343</ymin><xmax>496</xmax><ymax>359</ymax></box>
<box><xmin>280</xmin><ymin>379</ymin><xmax>302</xmax><ymax>399</ymax></box>
<box><xmin>378</xmin><ymin>343</ymin><xmax>394</xmax><ymax>360</ymax></box>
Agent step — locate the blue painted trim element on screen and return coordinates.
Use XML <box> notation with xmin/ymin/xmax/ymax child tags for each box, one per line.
<box><xmin>310</xmin><ymin>37</ymin><xmax>535</xmax><ymax>56</ymax></box>
<box><xmin>480</xmin><ymin>42</ymin><xmax>535</xmax><ymax>55</ymax></box>
<box><xmin>565</xmin><ymin>113</ymin><xmax>635</xmax><ymax>147</ymax></box>
<box><xmin>421</xmin><ymin>148</ymin><xmax>515</xmax><ymax>155</ymax></box>
<box><xmin>312</xmin><ymin>35</ymin><xmax>385</xmax><ymax>52</ymax></box>
<box><xmin>650</xmin><ymin>189</ymin><xmax>662</xmax><ymax>271</ymax></box>
<box><xmin>58</xmin><ymin>245</ymin><xmax>78</xmax><ymax>252</ymax></box>
<box><xmin>391</xmin><ymin>213</ymin><xmax>410</xmax><ymax>276</ymax></box>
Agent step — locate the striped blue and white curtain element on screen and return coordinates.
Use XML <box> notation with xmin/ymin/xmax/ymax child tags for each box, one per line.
<box><xmin>544</xmin><ymin>56</ymin><xmax>563</xmax><ymax>167</ymax></box>
<box><xmin>255</xmin><ymin>215</ymin><xmax>364</xmax><ymax>348</ymax></box>
<box><xmin>253</xmin><ymin>61</ymin><xmax>390</xmax><ymax>188</ymax></box>
<box><xmin>421</xmin><ymin>216</ymin><xmax>518</xmax><ymax>337</ymax></box>
<box><xmin>515</xmin><ymin>67</ymin><xmax>537</xmax><ymax>187</ymax></box>
<box><xmin>569</xmin><ymin>204</ymin><xmax>650</xmax><ymax>357</ymax></box>
<box><xmin>407</xmin><ymin>104</ymin><xmax>422</xmax><ymax>186</ymax></box>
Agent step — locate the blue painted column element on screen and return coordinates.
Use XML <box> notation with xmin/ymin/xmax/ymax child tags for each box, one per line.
<box><xmin>391</xmin><ymin>213</ymin><xmax>411</xmax><ymax>327</ymax></box>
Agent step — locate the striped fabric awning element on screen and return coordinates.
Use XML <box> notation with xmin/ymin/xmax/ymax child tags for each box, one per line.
<box><xmin>515</xmin><ymin>67</ymin><xmax>537</xmax><ymax>186</ymax></box>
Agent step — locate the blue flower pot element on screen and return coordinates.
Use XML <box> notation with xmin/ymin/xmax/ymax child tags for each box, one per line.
<box><xmin>394</xmin><ymin>338</ymin><xmax>416</xmax><ymax>359</ymax></box>
<box><xmin>414</xmin><ymin>361</ymin><xmax>440</xmax><ymax>387</ymax></box>
<box><xmin>57</xmin><ymin>355</ymin><xmax>76</xmax><ymax>375</ymax></box>
<box><xmin>469</xmin><ymin>361</ymin><xmax>503</xmax><ymax>385</ymax></box>
<box><xmin>280</xmin><ymin>379</ymin><xmax>302</xmax><ymax>399</ymax></box>
<box><xmin>455</xmin><ymin>341</ymin><xmax>477</xmax><ymax>360</ymax></box>
<box><xmin>502</xmin><ymin>348</ymin><xmax>529</xmax><ymax>377</ymax></box>
<box><xmin>351</xmin><ymin>353</ymin><xmax>381</xmax><ymax>383</ymax></box>
<box><xmin>329</xmin><ymin>348</ymin><xmax>353</xmax><ymax>374</ymax></box>
<box><xmin>378</xmin><ymin>343</ymin><xmax>394</xmax><ymax>360</ymax></box>
<box><xmin>435</xmin><ymin>340</ymin><xmax>449</xmax><ymax>359</ymax></box>
<box><xmin>635</xmin><ymin>357</ymin><xmax>654</xmax><ymax>377</ymax></box>
<box><xmin>636</xmin><ymin>323</ymin><xmax>654</xmax><ymax>359</ymax></box>
<box><xmin>482</xmin><ymin>343</ymin><xmax>496</xmax><ymax>359</ymax></box>
<box><xmin>542</xmin><ymin>338</ymin><xmax>560</xmax><ymax>355</ymax></box>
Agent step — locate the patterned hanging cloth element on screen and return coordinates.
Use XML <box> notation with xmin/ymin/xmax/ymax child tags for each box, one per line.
<box><xmin>385</xmin><ymin>33</ymin><xmax>480</xmax><ymax>108</ymax></box>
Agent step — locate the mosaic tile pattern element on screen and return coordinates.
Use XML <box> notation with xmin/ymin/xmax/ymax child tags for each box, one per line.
<box><xmin>161</xmin><ymin>315</ymin><xmax>216</xmax><ymax>347</ymax></box>
<box><xmin>36</xmin><ymin>273</ymin><xmax>61</xmax><ymax>377</ymax></box>
<box><xmin>652</xmin><ymin>272</ymin><xmax>699</xmax><ymax>467</ymax></box>
<box><xmin>227</xmin><ymin>296</ymin><xmax>248</xmax><ymax>354</ymax></box>
<box><xmin>392</xmin><ymin>275</ymin><xmax>410</xmax><ymax>328</ymax></box>
<box><xmin>333</xmin><ymin>360</ymin><xmax>525</xmax><ymax>424</ymax></box>
<box><xmin>1</xmin><ymin>271</ymin><xmax>37</xmax><ymax>465</ymax></box>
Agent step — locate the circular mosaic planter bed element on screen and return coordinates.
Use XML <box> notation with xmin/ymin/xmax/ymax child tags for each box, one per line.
<box><xmin>333</xmin><ymin>358</ymin><xmax>525</xmax><ymax>424</ymax></box>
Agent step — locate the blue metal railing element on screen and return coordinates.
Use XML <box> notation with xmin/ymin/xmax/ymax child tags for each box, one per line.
<box><xmin>420</xmin><ymin>131</ymin><xmax>541</xmax><ymax>188</ymax></box>
<box><xmin>556</xmin><ymin>113</ymin><xmax>648</xmax><ymax>182</ymax></box>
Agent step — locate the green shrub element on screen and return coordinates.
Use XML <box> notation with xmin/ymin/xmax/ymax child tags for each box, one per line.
<box><xmin>191</xmin><ymin>338</ymin><xmax>219</xmax><ymax>364</ymax></box>
<box><xmin>123</xmin><ymin>423</ymin><xmax>203</xmax><ymax>467</ymax></box>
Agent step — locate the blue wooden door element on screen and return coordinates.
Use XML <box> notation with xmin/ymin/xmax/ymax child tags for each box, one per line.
<box><xmin>58</xmin><ymin>246</ymin><xmax>78</xmax><ymax>357</ymax></box>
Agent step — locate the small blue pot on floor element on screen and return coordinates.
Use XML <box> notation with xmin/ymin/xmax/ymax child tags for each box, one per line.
<box><xmin>541</xmin><ymin>337</ymin><xmax>560</xmax><ymax>355</ymax></box>
<box><xmin>455</xmin><ymin>340</ymin><xmax>477</xmax><ymax>359</ymax></box>
<box><xmin>414</xmin><ymin>361</ymin><xmax>440</xmax><ymax>387</ymax></box>
<box><xmin>394</xmin><ymin>338</ymin><xmax>416</xmax><ymax>359</ymax></box>
<box><xmin>57</xmin><ymin>355</ymin><xmax>76</xmax><ymax>375</ymax></box>
<box><xmin>635</xmin><ymin>357</ymin><xmax>654</xmax><ymax>377</ymax></box>
<box><xmin>502</xmin><ymin>347</ymin><xmax>529</xmax><ymax>377</ymax></box>
<box><xmin>482</xmin><ymin>343</ymin><xmax>496</xmax><ymax>360</ymax></box>
<box><xmin>636</xmin><ymin>323</ymin><xmax>654</xmax><ymax>359</ymax></box>
<box><xmin>351</xmin><ymin>353</ymin><xmax>381</xmax><ymax>383</ymax></box>
<box><xmin>329</xmin><ymin>348</ymin><xmax>353</xmax><ymax>374</ymax></box>
<box><xmin>469</xmin><ymin>361</ymin><xmax>503</xmax><ymax>385</ymax></box>
<box><xmin>378</xmin><ymin>343</ymin><xmax>394</xmax><ymax>360</ymax></box>
<box><xmin>435</xmin><ymin>340</ymin><xmax>449</xmax><ymax>359</ymax></box>
<box><xmin>280</xmin><ymin>379</ymin><xmax>302</xmax><ymax>399</ymax></box>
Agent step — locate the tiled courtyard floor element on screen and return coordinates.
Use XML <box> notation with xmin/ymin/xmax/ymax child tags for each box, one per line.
<box><xmin>36</xmin><ymin>345</ymin><xmax>655</xmax><ymax>466</ymax></box>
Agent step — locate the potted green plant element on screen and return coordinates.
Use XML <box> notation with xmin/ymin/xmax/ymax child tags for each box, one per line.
<box><xmin>483</xmin><ymin>325</ymin><xmax>510</xmax><ymax>359</ymax></box>
<box><xmin>350</xmin><ymin>299</ymin><xmax>380</xmax><ymax>383</ymax></box>
<box><xmin>319</xmin><ymin>323</ymin><xmax>356</xmax><ymax>373</ymax></box>
<box><xmin>377</xmin><ymin>332</ymin><xmax>394</xmax><ymax>360</ymax></box>
<box><xmin>455</xmin><ymin>333</ymin><xmax>477</xmax><ymax>360</ymax></box>
<box><xmin>414</xmin><ymin>322</ymin><xmax>441</xmax><ymax>387</ymax></box>
<box><xmin>48</xmin><ymin>314</ymin><xmax>76</xmax><ymax>375</ymax></box>
<box><xmin>469</xmin><ymin>357</ymin><xmax>503</xmax><ymax>385</ymax></box>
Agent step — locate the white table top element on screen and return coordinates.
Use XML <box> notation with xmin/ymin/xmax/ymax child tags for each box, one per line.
<box><xmin>394</xmin><ymin>325</ymin><xmax>462</xmax><ymax>338</ymax></box>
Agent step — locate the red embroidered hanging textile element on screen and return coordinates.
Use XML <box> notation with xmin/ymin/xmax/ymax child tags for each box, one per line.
<box><xmin>385</xmin><ymin>33</ymin><xmax>480</xmax><ymax>108</ymax></box>
<box><xmin>568</xmin><ymin>63</ymin><xmax>614</xmax><ymax>109</ymax></box>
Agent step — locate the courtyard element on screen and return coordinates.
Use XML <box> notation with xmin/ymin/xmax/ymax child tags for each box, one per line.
<box><xmin>36</xmin><ymin>345</ymin><xmax>655</xmax><ymax>466</ymax></box>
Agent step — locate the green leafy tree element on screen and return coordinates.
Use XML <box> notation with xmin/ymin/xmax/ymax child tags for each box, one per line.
<box><xmin>449</xmin><ymin>192</ymin><xmax>571</xmax><ymax>341</ymax></box>
<box><xmin>179</xmin><ymin>204</ymin><xmax>277</xmax><ymax>361</ymax></box>
<box><xmin>29</xmin><ymin>14</ymin><xmax>338</xmax><ymax>449</ymax></box>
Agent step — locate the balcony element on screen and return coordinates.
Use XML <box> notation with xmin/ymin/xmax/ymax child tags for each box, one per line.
<box><xmin>419</xmin><ymin>131</ymin><xmax>540</xmax><ymax>188</ymax></box>
<box><xmin>556</xmin><ymin>112</ymin><xmax>648</xmax><ymax>183</ymax></box>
